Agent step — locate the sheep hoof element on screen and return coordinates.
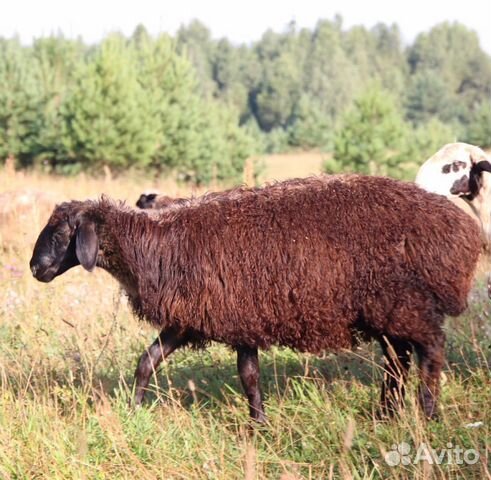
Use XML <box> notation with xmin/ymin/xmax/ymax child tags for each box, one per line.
<box><xmin>128</xmin><ymin>397</ymin><xmax>144</xmax><ymax>411</ymax></box>
<box><xmin>247</xmin><ymin>415</ymin><xmax>268</xmax><ymax>433</ymax></box>
<box><xmin>254</xmin><ymin>415</ymin><xmax>268</xmax><ymax>425</ymax></box>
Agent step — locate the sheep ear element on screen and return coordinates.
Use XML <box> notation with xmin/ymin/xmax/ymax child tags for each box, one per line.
<box><xmin>76</xmin><ymin>221</ymin><xmax>99</xmax><ymax>271</ymax></box>
<box><xmin>474</xmin><ymin>160</ymin><xmax>491</xmax><ymax>174</ymax></box>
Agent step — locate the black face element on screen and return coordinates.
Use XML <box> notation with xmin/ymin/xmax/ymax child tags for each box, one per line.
<box><xmin>467</xmin><ymin>160</ymin><xmax>491</xmax><ymax>200</ymax></box>
<box><xmin>29</xmin><ymin>219</ymin><xmax>79</xmax><ymax>282</ymax></box>
<box><xmin>136</xmin><ymin>193</ymin><xmax>158</xmax><ymax>209</ymax></box>
<box><xmin>30</xmin><ymin>202</ymin><xmax>99</xmax><ymax>283</ymax></box>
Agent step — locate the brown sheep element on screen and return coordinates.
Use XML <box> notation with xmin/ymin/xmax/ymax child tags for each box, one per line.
<box><xmin>136</xmin><ymin>193</ymin><xmax>174</xmax><ymax>209</ymax></box>
<box><xmin>29</xmin><ymin>175</ymin><xmax>480</xmax><ymax>421</ymax></box>
<box><xmin>135</xmin><ymin>189</ymin><xmax>249</xmax><ymax>211</ymax></box>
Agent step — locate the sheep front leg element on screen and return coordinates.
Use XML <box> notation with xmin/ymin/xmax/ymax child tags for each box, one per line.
<box><xmin>237</xmin><ymin>346</ymin><xmax>266</xmax><ymax>423</ymax></box>
<box><xmin>133</xmin><ymin>329</ymin><xmax>186</xmax><ymax>406</ymax></box>
<box><xmin>414</xmin><ymin>331</ymin><xmax>445</xmax><ymax>420</ymax></box>
<box><xmin>379</xmin><ymin>337</ymin><xmax>412</xmax><ymax>417</ymax></box>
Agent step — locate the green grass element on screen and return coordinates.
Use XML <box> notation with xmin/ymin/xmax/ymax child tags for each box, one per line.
<box><xmin>0</xmin><ymin>166</ymin><xmax>490</xmax><ymax>479</ymax></box>
<box><xmin>1</xmin><ymin>252</ymin><xmax>489</xmax><ymax>479</ymax></box>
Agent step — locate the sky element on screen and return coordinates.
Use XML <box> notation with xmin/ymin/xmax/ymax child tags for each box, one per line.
<box><xmin>1</xmin><ymin>0</ymin><xmax>490</xmax><ymax>54</ymax></box>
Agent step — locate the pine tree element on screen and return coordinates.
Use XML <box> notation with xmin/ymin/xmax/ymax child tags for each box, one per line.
<box><xmin>60</xmin><ymin>35</ymin><xmax>157</xmax><ymax>173</ymax></box>
<box><xmin>407</xmin><ymin>22</ymin><xmax>491</xmax><ymax>125</ymax></box>
<box><xmin>0</xmin><ymin>38</ymin><xmax>40</xmax><ymax>166</ymax></box>
<box><xmin>132</xmin><ymin>32</ymin><xmax>254</xmax><ymax>184</ymax></box>
<box><xmin>132</xmin><ymin>33</ymin><xmax>204</xmax><ymax>171</ymax></box>
<box><xmin>176</xmin><ymin>20</ymin><xmax>216</xmax><ymax>98</ymax></box>
<box><xmin>30</xmin><ymin>36</ymin><xmax>85</xmax><ymax>168</ymax></box>
<box><xmin>251</xmin><ymin>28</ymin><xmax>303</xmax><ymax>131</ymax></box>
<box><xmin>303</xmin><ymin>18</ymin><xmax>358</xmax><ymax>124</ymax></box>
<box><xmin>287</xmin><ymin>94</ymin><xmax>333</xmax><ymax>150</ymax></box>
<box><xmin>405</xmin><ymin>70</ymin><xmax>460</xmax><ymax>124</ymax></box>
<box><xmin>326</xmin><ymin>87</ymin><xmax>409</xmax><ymax>176</ymax></box>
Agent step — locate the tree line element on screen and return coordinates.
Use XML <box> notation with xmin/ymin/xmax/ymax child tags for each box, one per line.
<box><xmin>0</xmin><ymin>17</ymin><xmax>490</xmax><ymax>183</ymax></box>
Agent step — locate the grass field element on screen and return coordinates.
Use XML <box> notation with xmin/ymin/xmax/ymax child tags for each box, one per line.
<box><xmin>0</xmin><ymin>157</ymin><xmax>490</xmax><ymax>479</ymax></box>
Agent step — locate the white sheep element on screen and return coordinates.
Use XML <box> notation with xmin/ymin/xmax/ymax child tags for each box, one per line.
<box><xmin>415</xmin><ymin>142</ymin><xmax>491</xmax><ymax>246</ymax></box>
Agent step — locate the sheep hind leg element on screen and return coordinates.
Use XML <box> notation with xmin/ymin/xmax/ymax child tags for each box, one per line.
<box><xmin>133</xmin><ymin>328</ymin><xmax>186</xmax><ymax>406</ymax></box>
<box><xmin>414</xmin><ymin>330</ymin><xmax>445</xmax><ymax>420</ymax></box>
<box><xmin>237</xmin><ymin>346</ymin><xmax>266</xmax><ymax>423</ymax></box>
<box><xmin>379</xmin><ymin>337</ymin><xmax>412</xmax><ymax>418</ymax></box>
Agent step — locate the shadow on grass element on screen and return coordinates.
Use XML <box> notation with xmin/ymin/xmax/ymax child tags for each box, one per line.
<box><xmin>96</xmin><ymin>311</ymin><xmax>490</xmax><ymax>416</ymax></box>
<box><xmin>93</xmin><ymin>341</ymin><xmax>382</xmax><ymax>411</ymax></box>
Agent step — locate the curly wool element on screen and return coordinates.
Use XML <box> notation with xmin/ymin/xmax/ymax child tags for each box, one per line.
<box><xmin>81</xmin><ymin>174</ymin><xmax>481</xmax><ymax>353</ymax></box>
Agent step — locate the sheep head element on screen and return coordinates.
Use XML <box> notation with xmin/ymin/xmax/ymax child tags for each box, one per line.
<box><xmin>136</xmin><ymin>193</ymin><xmax>159</xmax><ymax>209</ymax></box>
<box><xmin>30</xmin><ymin>201</ymin><xmax>99</xmax><ymax>282</ymax></box>
<box><xmin>136</xmin><ymin>192</ymin><xmax>175</xmax><ymax>210</ymax></box>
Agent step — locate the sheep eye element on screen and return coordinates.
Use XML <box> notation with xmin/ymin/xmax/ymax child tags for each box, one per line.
<box><xmin>52</xmin><ymin>230</ymin><xmax>66</xmax><ymax>245</ymax></box>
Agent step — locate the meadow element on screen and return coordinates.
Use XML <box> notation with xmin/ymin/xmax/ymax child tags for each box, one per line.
<box><xmin>0</xmin><ymin>155</ymin><xmax>489</xmax><ymax>479</ymax></box>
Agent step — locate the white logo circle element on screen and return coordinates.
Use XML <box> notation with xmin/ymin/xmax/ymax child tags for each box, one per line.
<box><xmin>385</xmin><ymin>442</ymin><xmax>412</xmax><ymax>466</ymax></box>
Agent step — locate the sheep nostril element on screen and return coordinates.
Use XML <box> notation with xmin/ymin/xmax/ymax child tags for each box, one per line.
<box><xmin>30</xmin><ymin>264</ymin><xmax>38</xmax><ymax>277</ymax></box>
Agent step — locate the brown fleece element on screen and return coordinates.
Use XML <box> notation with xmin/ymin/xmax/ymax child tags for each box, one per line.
<box><xmin>51</xmin><ymin>175</ymin><xmax>480</xmax><ymax>352</ymax></box>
